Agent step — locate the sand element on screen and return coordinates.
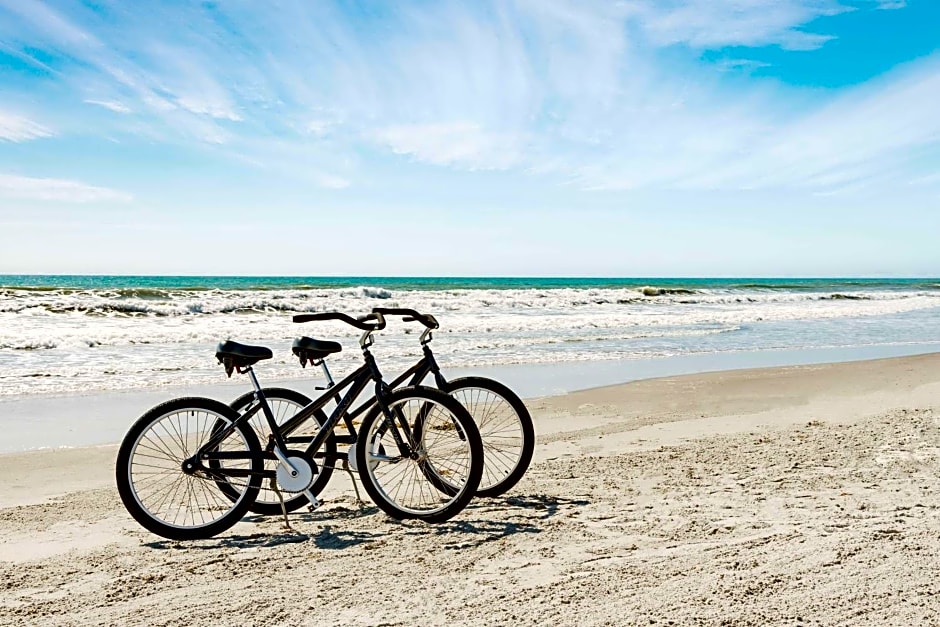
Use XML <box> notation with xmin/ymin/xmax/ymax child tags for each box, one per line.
<box><xmin>2</xmin><ymin>353</ymin><xmax>940</xmax><ymax>625</ymax></box>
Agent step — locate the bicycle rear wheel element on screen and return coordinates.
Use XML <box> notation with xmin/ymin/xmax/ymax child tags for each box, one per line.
<box><xmin>356</xmin><ymin>386</ymin><xmax>483</xmax><ymax>523</ymax></box>
<box><xmin>228</xmin><ymin>388</ymin><xmax>337</xmax><ymax>515</ymax></box>
<box><xmin>443</xmin><ymin>377</ymin><xmax>535</xmax><ymax>497</ymax></box>
<box><xmin>115</xmin><ymin>397</ymin><xmax>262</xmax><ymax>540</ymax></box>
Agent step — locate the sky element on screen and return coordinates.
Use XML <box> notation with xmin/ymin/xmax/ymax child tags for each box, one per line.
<box><xmin>0</xmin><ymin>0</ymin><xmax>938</xmax><ymax>277</ymax></box>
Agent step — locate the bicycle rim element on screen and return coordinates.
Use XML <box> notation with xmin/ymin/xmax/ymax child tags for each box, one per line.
<box><xmin>127</xmin><ymin>406</ymin><xmax>254</xmax><ymax>531</ymax></box>
<box><xmin>362</xmin><ymin>395</ymin><xmax>476</xmax><ymax>517</ymax></box>
<box><xmin>449</xmin><ymin>386</ymin><xmax>526</xmax><ymax>492</ymax></box>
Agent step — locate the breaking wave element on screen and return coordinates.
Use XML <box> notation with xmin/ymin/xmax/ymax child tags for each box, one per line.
<box><xmin>2</xmin><ymin>278</ymin><xmax>939</xmax><ymax>397</ymax></box>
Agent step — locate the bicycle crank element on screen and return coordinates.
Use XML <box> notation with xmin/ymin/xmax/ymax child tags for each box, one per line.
<box><xmin>275</xmin><ymin>451</ymin><xmax>317</xmax><ymax>493</ymax></box>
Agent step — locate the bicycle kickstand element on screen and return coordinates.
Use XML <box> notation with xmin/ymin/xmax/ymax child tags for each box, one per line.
<box><xmin>341</xmin><ymin>459</ymin><xmax>365</xmax><ymax>506</ymax></box>
<box><xmin>268</xmin><ymin>477</ymin><xmax>292</xmax><ymax>531</ymax></box>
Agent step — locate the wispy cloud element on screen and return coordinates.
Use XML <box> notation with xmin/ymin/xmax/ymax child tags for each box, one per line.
<box><xmin>671</xmin><ymin>56</ymin><xmax>940</xmax><ymax>191</ymax></box>
<box><xmin>0</xmin><ymin>174</ymin><xmax>131</xmax><ymax>202</ymax></box>
<box><xmin>623</xmin><ymin>0</ymin><xmax>850</xmax><ymax>50</ymax></box>
<box><xmin>373</xmin><ymin>123</ymin><xmax>525</xmax><ymax>170</ymax></box>
<box><xmin>84</xmin><ymin>99</ymin><xmax>132</xmax><ymax>114</ymax></box>
<box><xmin>0</xmin><ymin>110</ymin><xmax>54</xmax><ymax>142</ymax></box>
<box><xmin>0</xmin><ymin>0</ymin><xmax>932</xmax><ymax>197</ymax></box>
<box><xmin>715</xmin><ymin>59</ymin><xmax>773</xmax><ymax>73</ymax></box>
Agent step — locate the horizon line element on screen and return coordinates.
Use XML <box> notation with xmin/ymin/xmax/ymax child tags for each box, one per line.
<box><xmin>1</xmin><ymin>274</ymin><xmax>938</xmax><ymax>281</ymax></box>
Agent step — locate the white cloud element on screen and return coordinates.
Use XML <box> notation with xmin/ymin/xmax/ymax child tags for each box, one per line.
<box><xmin>623</xmin><ymin>0</ymin><xmax>850</xmax><ymax>50</ymax></box>
<box><xmin>0</xmin><ymin>174</ymin><xmax>132</xmax><ymax>202</ymax></box>
<box><xmin>678</xmin><ymin>56</ymin><xmax>940</xmax><ymax>191</ymax></box>
<box><xmin>0</xmin><ymin>111</ymin><xmax>54</xmax><ymax>142</ymax></box>
<box><xmin>876</xmin><ymin>0</ymin><xmax>906</xmax><ymax>9</ymax></box>
<box><xmin>84</xmin><ymin>99</ymin><xmax>132</xmax><ymax>114</ymax></box>
<box><xmin>0</xmin><ymin>1</ymin><xmax>241</xmax><ymax>139</ymax></box>
<box><xmin>175</xmin><ymin>96</ymin><xmax>241</xmax><ymax>121</ymax></box>
<box><xmin>716</xmin><ymin>59</ymin><xmax>772</xmax><ymax>72</ymax></box>
<box><xmin>0</xmin><ymin>0</ymin><xmax>929</xmax><ymax>196</ymax></box>
<box><xmin>373</xmin><ymin>123</ymin><xmax>524</xmax><ymax>170</ymax></box>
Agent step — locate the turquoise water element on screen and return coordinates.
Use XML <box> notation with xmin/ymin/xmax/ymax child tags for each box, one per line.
<box><xmin>2</xmin><ymin>275</ymin><xmax>938</xmax><ymax>292</ymax></box>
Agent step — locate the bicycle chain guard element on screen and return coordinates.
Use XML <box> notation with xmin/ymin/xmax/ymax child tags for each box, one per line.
<box><xmin>275</xmin><ymin>451</ymin><xmax>318</xmax><ymax>493</ymax></box>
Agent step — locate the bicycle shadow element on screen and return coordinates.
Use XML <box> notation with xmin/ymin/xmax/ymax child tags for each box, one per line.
<box><xmin>382</xmin><ymin>493</ymin><xmax>591</xmax><ymax>549</ymax></box>
<box><xmin>478</xmin><ymin>493</ymin><xmax>591</xmax><ymax>520</ymax></box>
<box><xmin>143</xmin><ymin>524</ymin><xmax>383</xmax><ymax>551</ymax></box>
<box><xmin>144</xmin><ymin>532</ymin><xmax>311</xmax><ymax>551</ymax></box>
<box><xmin>142</xmin><ymin>493</ymin><xmax>590</xmax><ymax>552</ymax></box>
<box><xmin>242</xmin><ymin>501</ymin><xmax>382</xmax><ymax>525</ymax></box>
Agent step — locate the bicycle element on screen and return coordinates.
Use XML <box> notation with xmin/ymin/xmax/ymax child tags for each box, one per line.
<box><xmin>229</xmin><ymin>308</ymin><xmax>534</xmax><ymax>517</ymax></box>
<box><xmin>115</xmin><ymin>312</ymin><xmax>485</xmax><ymax>540</ymax></box>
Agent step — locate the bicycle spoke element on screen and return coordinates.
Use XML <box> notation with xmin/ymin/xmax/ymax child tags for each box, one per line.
<box><xmin>127</xmin><ymin>407</ymin><xmax>252</xmax><ymax>531</ymax></box>
<box><xmin>450</xmin><ymin>385</ymin><xmax>527</xmax><ymax>493</ymax></box>
<box><xmin>362</xmin><ymin>393</ymin><xmax>478</xmax><ymax>516</ymax></box>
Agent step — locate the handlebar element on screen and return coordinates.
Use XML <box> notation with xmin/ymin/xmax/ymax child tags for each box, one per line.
<box><xmin>371</xmin><ymin>308</ymin><xmax>439</xmax><ymax>329</ymax></box>
<box><xmin>293</xmin><ymin>311</ymin><xmax>386</xmax><ymax>331</ymax></box>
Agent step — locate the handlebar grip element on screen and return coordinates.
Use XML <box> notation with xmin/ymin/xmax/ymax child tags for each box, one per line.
<box><xmin>372</xmin><ymin>307</ymin><xmax>421</xmax><ymax>318</ymax></box>
<box><xmin>292</xmin><ymin>313</ymin><xmax>332</xmax><ymax>324</ymax></box>
<box><xmin>373</xmin><ymin>307</ymin><xmax>439</xmax><ymax>328</ymax></box>
<box><xmin>293</xmin><ymin>311</ymin><xmax>385</xmax><ymax>331</ymax></box>
<box><xmin>361</xmin><ymin>312</ymin><xmax>387</xmax><ymax>330</ymax></box>
<box><xmin>399</xmin><ymin>313</ymin><xmax>439</xmax><ymax>329</ymax></box>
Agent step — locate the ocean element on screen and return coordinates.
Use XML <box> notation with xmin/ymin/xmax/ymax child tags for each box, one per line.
<box><xmin>1</xmin><ymin>275</ymin><xmax>939</xmax><ymax>398</ymax></box>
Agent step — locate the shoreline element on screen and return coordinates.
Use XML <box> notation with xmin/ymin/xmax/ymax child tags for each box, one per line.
<box><xmin>3</xmin><ymin>350</ymin><xmax>940</xmax><ymax>505</ymax></box>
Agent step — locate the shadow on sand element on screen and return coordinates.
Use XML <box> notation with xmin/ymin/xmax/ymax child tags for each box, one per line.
<box><xmin>379</xmin><ymin>493</ymin><xmax>591</xmax><ymax>549</ymax></box>
<box><xmin>144</xmin><ymin>525</ymin><xmax>384</xmax><ymax>551</ymax></box>
<box><xmin>144</xmin><ymin>493</ymin><xmax>590</xmax><ymax>552</ymax></box>
<box><xmin>494</xmin><ymin>493</ymin><xmax>591</xmax><ymax>519</ymax></box>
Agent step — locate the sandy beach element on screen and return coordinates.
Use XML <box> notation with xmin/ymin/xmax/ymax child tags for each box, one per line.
<box><xmin>3</xmin><ymin>352</ymin><xmax>940</xmax><ymax>625</ymax></box>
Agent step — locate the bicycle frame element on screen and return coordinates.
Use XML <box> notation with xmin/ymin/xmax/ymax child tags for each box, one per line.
<box><xmin>191</xmin><ymin>327</ymin><xmax>416</xmax><ymax>478</ymax></box>
<box><xmin>332</xmin><ymin>337</ymin><xmax>448</xmax><ymax>423</ymax></box>
<box><xmin>253</xmin><ymin>331</ymin><xmax>451</xmax><ymax>458</ymax></box>
<box><xmin>389</xmin><ymin>343</ymin><xmax>447</xmax><ymax>389</ymax></box>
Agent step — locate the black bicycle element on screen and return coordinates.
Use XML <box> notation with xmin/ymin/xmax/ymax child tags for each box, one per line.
<box><xmin>115</xmin><ymin>312</ymin><xmax>485</xmax><ymax>540</ymax></box>
<box><xmin>229</xmin><ymin>308</ymin><xmax>535</xmax><ymax>517</ymax></box>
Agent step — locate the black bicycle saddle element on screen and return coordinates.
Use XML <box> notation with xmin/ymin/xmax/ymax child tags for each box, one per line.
<box><xmin>292</xmin><ymin>336</ymin><xmax>342</xmax><ymax>366</ymax></box>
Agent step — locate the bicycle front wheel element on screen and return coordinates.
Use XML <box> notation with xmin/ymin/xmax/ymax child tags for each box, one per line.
<box><xmin>115</xmin><ymin>397</ymin><xmax>262</xmax><ymax>540</ymax></box>
<box><xmin>443</xmin><ymin>377</ymin><xmax>535</xmax><ymax>497</ymax></box>
<box><xmin>356</xmin><ymin>386</ymin><xmax>483</xmax><ymax>523</ymax></box>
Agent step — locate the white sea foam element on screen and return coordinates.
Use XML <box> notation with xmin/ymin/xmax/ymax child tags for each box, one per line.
<box><xmin>0</xmin><ymin>285</ymin><xmax>938</xmax><ymax>396</ymax></box>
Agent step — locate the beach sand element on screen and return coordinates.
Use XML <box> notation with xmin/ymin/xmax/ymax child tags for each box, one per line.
<box><xmin>2</xmin><ymin>353</ymin><xmax>940</xmax><ymax>625</ymax></box>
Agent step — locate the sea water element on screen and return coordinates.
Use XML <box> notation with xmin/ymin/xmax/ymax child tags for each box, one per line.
<box><xmin>1</xmin><ymin>276</ymin><xmax>939</xmax><ymax>397</ymax></box>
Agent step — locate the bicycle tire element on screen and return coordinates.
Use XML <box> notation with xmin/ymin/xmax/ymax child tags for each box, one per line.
<box><xmin>443</xmin><ymin>377</ymin><xmax>535</xmax><ymax>497</ymax></box>
<box><xmin>227</xmin><ymin>388</ymin><xmax>337</xmax><ymax>515</ymax></box>
<box><xmin>115</xmin><ymin>397</ymin><xmax>262</xmax><ymax>540</ymax></box>
<box><xmin>355</xmin><ymin>386</ymin><xmax>483</xmax><ymax>523</ymax></box>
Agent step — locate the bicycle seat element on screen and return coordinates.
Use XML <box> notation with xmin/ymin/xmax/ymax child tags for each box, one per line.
<box><xmin>292</xmin><ymin>336</ymin><xmax>342</xmax><ymax>365</ymax></box>
<box><xmin>215</xmin><ymin>340</ymin><xmax>274</xmax><ymax>369</ymax></box>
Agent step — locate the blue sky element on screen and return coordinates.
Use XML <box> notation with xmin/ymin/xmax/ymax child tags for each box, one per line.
<box><xmin>0</xmin><ymin>0</ymin><xmax>938</xmax><ymax>276</ymax></box>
